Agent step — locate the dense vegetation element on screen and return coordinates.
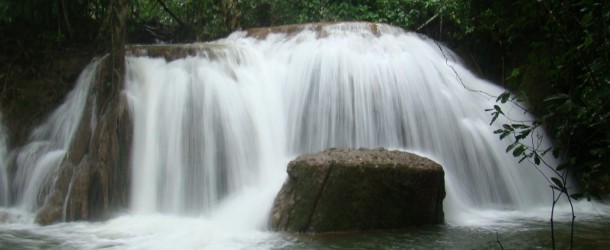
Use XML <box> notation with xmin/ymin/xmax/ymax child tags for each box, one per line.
<box><xmin>464</xmin><ymin>1</ymin><xmax>610</xmax><ymax>200</ymax></box>
<box><xmin>1</xmin><ymin>0</ymin><xmax>608</xmax><ymax>198</ymax></box>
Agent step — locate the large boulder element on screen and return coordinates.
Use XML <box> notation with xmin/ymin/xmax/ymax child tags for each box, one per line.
<box><xmin>270</xmin><ymin>148</ymin><xmax>445</xmax><ymax>233</ymax></box>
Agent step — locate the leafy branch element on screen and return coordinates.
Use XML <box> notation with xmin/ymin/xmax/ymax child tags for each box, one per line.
<box><xmin>487</xmin><ymin>92</ymin><xmax>577</xmax><ymax>250</ymax></box>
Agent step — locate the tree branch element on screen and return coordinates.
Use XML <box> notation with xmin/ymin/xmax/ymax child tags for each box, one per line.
<box><xmin>60</xmin><ymin>0</ymin><xmax>74</xmax><ymax>39</ymax></box>
<box><xmin>417</xmin><ymin>13</ymin><xmax>439</xmax><ymax>31</ymax></box>
<box><xmin>155</xmin><ymin>0</ymin><xmax>186</xmax><ymax>27</ymax></box>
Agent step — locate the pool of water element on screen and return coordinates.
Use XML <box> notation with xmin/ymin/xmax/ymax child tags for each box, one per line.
<box><xmin>284</xmin><ymin>219</ymin><xmax>610</xmax><ymax>249</ymax></box>
<box><xmin>1</xmin><ymin>206</ymin><xmax>609</xmax><ymax>250</ymax></box>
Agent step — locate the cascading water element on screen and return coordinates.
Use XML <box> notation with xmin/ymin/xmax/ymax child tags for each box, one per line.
<box><xmin>10</xmin><ymin>60</ymin><xmax>100</xmax><ymax>212</ymax></box>
<box><xmin>267</xmin><ymin>26</ymin><xmax>551</xmax><ymax>213</ymax></box>
<box><xmin>127</xmin><ymin>47</ymin><xmax>286</xmax><ymax>217</ymax></box>
<box><xmin>0</xmin><ymin>112</ymin><xmax>8</xmax><ymax>206</ymax></box>
<box><xmin>5</xmin><ymin>23</ymin><xmax>606</xmax><ymax>249</ymax></box>
<box><xmin>126</xmin><ymin>23</ymin><xmax>551</xmax><ymax>223</ymax></box>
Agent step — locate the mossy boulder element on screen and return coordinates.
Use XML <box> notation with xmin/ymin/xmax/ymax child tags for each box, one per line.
<box><xmin>270</xmin><ymin>148</ymin><xmax>445</xmax><ymax>233</ymax></box>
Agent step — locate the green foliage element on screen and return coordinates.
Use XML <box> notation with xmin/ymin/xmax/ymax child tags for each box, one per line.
<box><xmin>0</xmin><ymin>0</ymin><xmax>109</xmax><ymax>58</ymax></box>
<box><xmin>477</xmin><ymin>0</ymin><xmax>610</xmax><ymax>197</ymax></box>
<box><xmin>488</xmin><ymin>100</ymin><xmax>577</xmax><ymax>249</ymax></box>
<box><xmin>130</xmin><ymin>0</ymin><xmax>224</xmax><ymax>41</ymax></box>
<box><xmin>127</xmin><ymin>0</ymin><xmax>466</xmax><ymax>41</ymax></box>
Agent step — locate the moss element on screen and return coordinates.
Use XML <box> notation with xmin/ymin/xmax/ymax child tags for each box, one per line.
<box><xmin>272</xmin><ymin>148</ymin><xmax>445</xmax><ymax>233</ymax></box>
<box><xmin>285</xmin><ymin>161</ymin><xmax>330</xmax><ymax>232</ymax></box>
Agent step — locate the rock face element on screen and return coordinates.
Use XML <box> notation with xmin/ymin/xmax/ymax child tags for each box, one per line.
<box><xmin>35</xmin><ymin>58</ymin><xmax>132</xmax><ymax>225</ymax></box>
<box><xmin>30</xmin><ymin>2</ymin><xmax>130</xmax><ymax>225</ymax></box>
<box><xmin>32</xmin><ymin>44</ymin><xmax>240</xmax><ymax>224</ymax></box>
<box><xmin>270</xmin><ymin>148</ymin><xmax>445</xmax><ymax>233</ymax></box>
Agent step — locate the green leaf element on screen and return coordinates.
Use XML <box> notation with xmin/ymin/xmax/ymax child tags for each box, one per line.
<box><xmin>534</xmin><ymin>154</ymin><xmax>541</xmax><ymax>165</ymax></box>
<box><xmin>496</xmin><ymin>92</ymin><xmax>511</xmax><ymax>103</ymax></box>
<box><xmin>508</xmin><ymin>68</ymin><xmax>521</xmax><ymax>79</ymax></box>
<box><xmin>506</xmin><ymin>142</ymin><xmax>519</xmax><ymax>153</ymax></box>
<box><xmin>551</xmin><ymin>177</ymin><xmax>565</xmax><ymax>191</ymax></box>
<box><xmin>490</xmin><ymin>112</ymin><xmax>499</xmax><ymax>125</ymax></box>
<box><xmin>513</xmin><ymin>145</ymin><xmax>526</xmax><ymax>157</ymax></box>
<box><xmin>501</xmin><ymin>93</ymin><xmax>510</xmax><ymax>103</ymax></box>
<box><xmin>500</xmin><ymin>131</ymin><xmax>511</xmax><ymax>140</ymax></box>
<box><xmin>570</xmin><ymin>193</ymin><xmax>584</xmax><ymax>200</ymax></box>
<box><xmin>583</xmin><ymin>36</ymin><xmax>593</xmax><ymax>48</ymax></box>
<box><xmin>494</xmin><ymin>105</ymin><xmax>504</xmax><ymax>115</ymax></box>
<box><xmin>515</xmin><ymin>130</ymin><xmax>531</xmax><ymax>140</ymax></box>
<box><xmin>552</xmin><ymin>147</ymin><xmax>561</xmax><ymax>158</ymax></box>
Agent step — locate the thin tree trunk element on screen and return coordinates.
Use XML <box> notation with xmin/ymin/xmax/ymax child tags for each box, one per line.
<box><xmin>60</xmin><ymin>0</ymin><xmax>74</xmax><ymax>39</ymax></box>
<box><xmin>110</xmin><ymin>0</ymin><xmax>128</xmax><ymax>90</ymax></box>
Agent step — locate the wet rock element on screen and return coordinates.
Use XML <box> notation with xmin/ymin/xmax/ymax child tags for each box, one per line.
<box><xmin>126</xmin><ymin>44</ymin><xmax>230</xmax><ymax>62</ymax></box>
<box><xmin>0</xmin><ymin>211</ymin><xmax>24</xmax><ymax>224</ymax></box>
<box><xmin>35</xmin><ymin>58</ymin><xmax>132</xmax><ymax>225</ymax></box>
<box><xmin>270</xmin><ymin>148</ymin><xmax>445</xmax><ymax>233</ymax></box>
<box><xmin>0</xmin><ymin>48</ymin><xmax>95</xmax><ymax>148</ymax></box>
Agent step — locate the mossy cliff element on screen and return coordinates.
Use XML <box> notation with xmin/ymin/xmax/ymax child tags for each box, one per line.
<box><xmin>270</xmin><ymin>148</ymin><xmax>445</xmax><ymax>233</ymax></box>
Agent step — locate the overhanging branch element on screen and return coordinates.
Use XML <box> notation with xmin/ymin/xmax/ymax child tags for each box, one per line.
<box><xmin>155</xmin><ymin>0</ymin><xmax>186</xmax><ymax>27</ymax></box>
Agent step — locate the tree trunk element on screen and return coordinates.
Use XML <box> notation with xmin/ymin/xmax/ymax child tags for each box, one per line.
<box><xmin>111</xmin><ymin>0</ymin><xmax>127</xmax><ymax>91</ymax></box>
<box><xmin>35</xmin><ymin>0</ymin><xmax>132</xmax><ymax>225</ymax></box>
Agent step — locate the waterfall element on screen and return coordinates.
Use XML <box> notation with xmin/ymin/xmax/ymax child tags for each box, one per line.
<box><xmin>1</xmin><ymin>22</ymin><xmax>556</xmax><ymax>227</ymax></box>
<box><xmin>126</xmin><ymin>46</ymin><xmax>285</xmax><ymax>215</ymax></box>
<box><xmin>125</xmin><ymin>22</ymin><xmax>553</xmax><ymax>224</ymax></box>
<box><xmin>10</xmin><ymin>60</ymin><xmax>100</xmax><ymax>212</ymax></box>
<box><xmin>261</xmin><ymin>24</ymin><xmax>553</xmax><ymax>212</ymax></box>
<box><xmin>0</xmin><ymin>112</ymin><xmax>8</xmax><ymax>205</ymax></box>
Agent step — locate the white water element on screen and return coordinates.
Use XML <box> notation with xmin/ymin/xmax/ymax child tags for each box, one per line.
<box><xmin>3</xmin><ymin>23</ymin><xmax>608</xmax><ymax>249</ymax></box>
<box><xmin>126</xmin><ymin>23</ymin><xmax>552</xmax><ymax>224</ymax></box>
<box><xmin>10</xmin><ymin>60</ymin><xmax>100</xmax><ymax>212</ymax></box>
<box><xmin>127</xmin><ymin>47</ymin><xmax>287</xmax><ymax>217</ymax></box>
<box><xmin>0</xmin><ymin>111</ymin><xmax>8</xmax><ymax>205</ymax></box>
